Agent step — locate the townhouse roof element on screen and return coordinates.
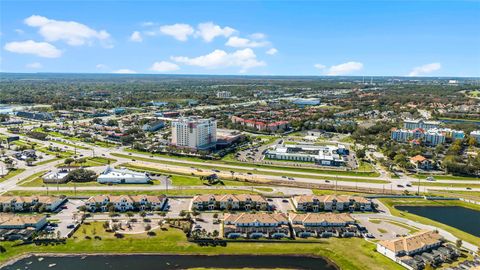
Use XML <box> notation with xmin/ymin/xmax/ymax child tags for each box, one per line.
<box><xmin>0</xmin><ymin>213</ymin><xmax>45</xmax><ymax>227</ymax></box>
<box><xmin>192</xmin><ymin>194</ymin><xmax>267</xmax><ymax>204</ymax></box>
<box><xmin>224</xmin><ymin>213</ymin><xmax>288</xmax><ymax>225</ymax></box>
<box><xmin>289</xmin><ymin>213</ymin><xmax>355</xmax><ymax>224</ymax></box>
<box><xmin>0</xmin><ymin>195</ymin><xmax>63</xmax><ymax>205</ymax></box>
<box><xmin>378</xmin><ymin>230</ymin><xmax>443</xmax><ymax>254</ymax></box>
<box><xmin>86</xmin><ymin>195</ymin><xmax>166</xmax><ymax>204</ymax></box>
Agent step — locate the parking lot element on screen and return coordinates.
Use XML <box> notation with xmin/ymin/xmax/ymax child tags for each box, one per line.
<box><xmin>193</xmin><ymin>212</ymin><xmax>221</xmax><ymax>235</ymax></box>
<box><xmin>165</xmin><ymin>198</ymin><xmax>191</xmax><ymax>218</ymax></box>
<box><xmin>270</xmin><ymin>197</ymin><xmax>295</xmax><ymax>213</ymax></box>
<box><xmin>49</xmin><ymin>199</ymin><xmax>84</xmax><ymax>238</ymax></box>
<box><xmin>355</xmin><ymin>216</ymin><xmax>413</xmax><ymax>240</ymax></box>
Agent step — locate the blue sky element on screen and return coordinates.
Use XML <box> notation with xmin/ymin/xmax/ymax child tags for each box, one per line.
<box><xmin>1</xmin><ymin>1</ymin><xmax>479</xmax><ymax>76</ymax></box>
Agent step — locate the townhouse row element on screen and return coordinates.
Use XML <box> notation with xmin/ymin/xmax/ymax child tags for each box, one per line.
<box><xmin>222</xmin><ymin>212</ymin><xmax>360</xmax><ymax>239</ymax></box>
<box><xmin>0</xmin><ymin>196</ymin><xmax>67</xmax><ymax>212</ymax></box>
<box><xmin>85</xmin><ymin>195</ymin><xmax>167</xmax><ymax>212</ymax></box>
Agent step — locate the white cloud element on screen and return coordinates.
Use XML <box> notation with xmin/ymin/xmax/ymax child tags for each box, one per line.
<box><xmin>326</xmin><ymin>61</ymin><xmax>363</xmax><ymax>75</ymax></box>
<box><xmin>4</xmin><ymin>40</ymin><xmax>62</xmax><ymax>58</ymax></box>
<box><xmin>266</xmin><ymin>48</ymin><xmax>278</xmax><ymax>55</ymax></box>
<box><xmin>24</xmin><ymin>15</ymin><xmax>112</xmax><ymax>47</ymax></box>
<box><xmin>172</xmin><ymin>48</ymin><xmax>265</xmax><ymax>72</ymax></box>
<box><xmin>195</xmin><ymin>22</ymin><xmax>236</xmax><ymax>42</ymax></box>
<box><xmin>96</xmin><ymin>64</ymin><xmax>108</xmax><ymax>70</ymax></box>
<box><xmin>159</xmin><ymin>23</ymin><xmax>194</xmax><ymax>41</ymax></box>
<box><xmin>225</xmin><ymin>36</ymin><xmax>269</xmax><ymax>48</ymax></box>
<box><xmin>25</xmin><ymin>62</ymin><xmax>42</xmax><ymax>69</ymax></box>
<box><xmin>112</xmin><ymin>69</ymin><xmax>137</xmax><ymax>74</ymax></box>
<box><xmin>408</xmin><ymin>63</ymin><xmax>441</xmax><ymax>76</ymax></box>
<box><xmin>129</xmin><ymin>31</ymin><xmax>143</xmax><ymax>42</ymax></box>
<box><xmin>250</xmin><ymin>33</ymin><xmax>266</xmax><ymax>40</ymax></box>
<box><xmin>314</xmin><ymin>64</ymin><xmax>327</xmax><ymax>70</ymax></box>
<box><xmin>150</xmin><ymin>61</ymin><xmax>180</xmax><ymax>72</ymax></box>
<box><xmin>15</xmin><ymin>29</ymin><xmax>25</xmax><ymax>35</ymax></box>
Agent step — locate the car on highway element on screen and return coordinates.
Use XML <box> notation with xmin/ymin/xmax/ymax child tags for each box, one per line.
<box><xmin>397</xmin><ymin>184</ymin><xmax>404</xmax><ymax>188</ymax></box>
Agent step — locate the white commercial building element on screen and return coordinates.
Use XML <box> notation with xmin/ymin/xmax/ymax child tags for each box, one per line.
<box><xmin>97</xmin><ymin>167</ymin><xmax>151</xmax><ymax>184</ymax></box>
<box><xmin>265</xmin><ymin>143</ymin><xmax>347</xmax><ymax>166</ymax></box>
<box><xmin>171</xmin><ymin>117</ymin><xmax>217</xmax><ymax>150</ymax></box>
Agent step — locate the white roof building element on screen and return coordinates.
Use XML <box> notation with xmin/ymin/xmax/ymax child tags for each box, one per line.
<box><xmin>97</xmin><ymin>167</ymin><xmax>151</xmax><ymax>184</ymax></box>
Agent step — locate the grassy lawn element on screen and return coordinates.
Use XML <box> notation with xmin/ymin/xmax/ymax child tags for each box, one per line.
<box><xmin>119</xmin><ymin>163</ymin><xmax>272</xmax><ymax>188</ymax></box>
<box><xmin>121</xmin><ymin>149</ymin><xmax>380</xmax><ymax>177</ymax></box>
<box><xmin>0</xmin><ymin>168</ymin><xmax>25</xmax><ymax>183</ymax></box>
<box><xmin>414</xmin><ymin>182</ymin><xmax>480</xmax><ymax>188</ymax></box>
<box><xmin>113</xmin><ymin>153</ymin><xmax>387</xmax><ymax>184</ymax></box>
<box><xmin>17</xmin><ymin>171</ymin><xmax>48</xmax><ymax>185</ymax></box>
<box><xmin>3</xmin><ymin>189</ymin><xmax>266</xmax><ymax>197</ymax></box>
<box><xmin>0</xmin><ymin>223</ymin><xmax>403</xmax><ymax>270</ymax></box>
<box><xmin>430</xmin><ymin>190</ymin><xmax>480</xmax><ymax>201</ymax></box>
<box><xmin>58</xmin><ymin>157</ymin><xmax>117</xmax><ymax>167</ymax></box>
<box><xmin>412</xmin><ymin>174</ymin><xmax>480</xmax><ymax>181</ymax></box>
<box><xmin>379</xmin><ymin>198</ymin><xmax>480</xmax><ymax>245</ymax></box>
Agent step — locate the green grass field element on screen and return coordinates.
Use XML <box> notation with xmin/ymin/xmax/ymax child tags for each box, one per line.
<box><xmin>0</xmin><ymin>223</ymin><xmax>403</xmax><ymax>270</ymax></box>
<box><xmin>0</xmin><ymin>168</ymin><xmax>25</xmax><ymax>183</ymax></box>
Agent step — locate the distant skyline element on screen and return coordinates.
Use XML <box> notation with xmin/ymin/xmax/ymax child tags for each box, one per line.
<box><xmin>1</xmin><ymin>1</ymin><xmax>479</xmax><ymax>77</ymax></box>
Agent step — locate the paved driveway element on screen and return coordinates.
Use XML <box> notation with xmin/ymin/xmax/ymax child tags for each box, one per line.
<box><xmin>271</xmin><ymin>197</ymin><xmax>295</xmax><ymax>213</ymax></box>
<box><xmin>166</xmin><ymin>198</ymin><xmax>191</xmax><ymax>218</ymax></box>
<box><xmin>50</xmin><ymin>199</ymin><xmax>84</xmax><ymax>238</ymax></box>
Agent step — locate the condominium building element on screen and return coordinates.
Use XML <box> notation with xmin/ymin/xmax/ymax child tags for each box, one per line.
<box><xmin>289</xmin><ymin>213</ymin><xmax>357</xmax><ymax>238</ymax></box>
<box><xmin>403</xmin><ymin>119</ymin><xmax>440</xmax><ymax>130</ymax></box>
<box><xmin>191</xmin><ymin>194</ymin><xmax>268</xmax><ymax>211</ymax></box>
<box><xmin>0</xmin><ymin>213</ymin><xmax>47</xmax><ymax>230</ymax></box>
<box><xmin>223</xmin><ymin>213</ymin><xmax>290</xmax><ymax>239</ymax></box>
<box><xmin>390</xmin><ymin>127</ymin><xmax>465</xmax><ymax>146</ymax></box>
<box><xmin>377</xmin><ymin>230</ymin><xmax>443</xmax><ymax>262</ymax></box>
<box><xmin>171</xmin><ymin>117</ymin><xmax>217</xmax><ymax>150</ymax></box>
<box><xmin>85</xmin><ymin>195</ymin><xmax>167</xmax><ymax>212</ymax></box>
<box><xmin>292</xmin><ymin>195</ymin><xmax>372</xmax><ymax>212</ymax></box>
<box><xmin>0</xmin><ymin>196</ymin><xmax>66</xmax><ymax>212</ymax></box>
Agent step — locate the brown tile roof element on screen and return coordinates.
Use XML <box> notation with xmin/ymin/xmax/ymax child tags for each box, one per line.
<box><xmin>378</xmin><ymin>230</ymin><xmax>443</xmax><ymax>254</ymax></box>
<box><xmin>290</xmin><ymin>213</ymin><xmax>355</xmax><ymax>224</ymax></box>
<box><xmin>0</xmin><ymin>196</ymin><xmax>62</xmax><ymax>205</ymax></box>
<box><xmin>0</xmin><ymin>213</ymin><xmax>45</xmax><ymax>227</ymax></box>
<box><xmin>192</xmin><ymin>194</ymin><xmax>266</xmax><ymax>204</ymax></box>
<box><xmin>86</xmin><ymin>195</ymin><xmax>166</xmax><ymax>204</ymax></box>
<box><xmin>224</xmin><ymin>213</ymin><xmax>288</xmax><ymax>225</ymax></box>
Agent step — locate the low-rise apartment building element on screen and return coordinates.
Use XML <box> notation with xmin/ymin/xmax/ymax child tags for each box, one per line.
<box><xmin>0</xmin><ymin>196</ymin><xmax>66</xmax><ymax>212</ymax></box>
<box><xmin>223</xmin><ymin>213</ymin><xmax>290</xmax><ymax>239</ymax></box>
<box><xmin>289</xmin><ymin>212</ymin><xmax>358</xmax><ymax>238</ymax></box>
<box><xmin>0</xmin><ymin>213</ymin><xmax>47</xmax><ymax>230</ymax></box>
<box><xmin>85</xmin><ymin>195</ymin><xmax>167</xmax><ymax>212</ymax></box>
<box><xmin>191</xmin><ymin>194</ymin><xmax>269</xmax><ymax>211</ymax></box>
<box><xmin>377</xmin><ymin>230</ymin><xmax>443</xmax><ymax>267</ymax></box>
<box><xmin>292</xmin><ymin>195</ymin><xmax>372</xmax><ymax>212</ymax></box>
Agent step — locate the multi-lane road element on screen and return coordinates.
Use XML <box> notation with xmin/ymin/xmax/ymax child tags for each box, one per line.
<box><xmin>1</xmin><ymin>126</ymin><xmax>480</xmax><ymax>196</ymax></box>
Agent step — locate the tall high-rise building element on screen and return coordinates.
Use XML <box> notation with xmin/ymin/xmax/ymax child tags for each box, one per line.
<box><xmin>171</xmin><ymin>117</ymin><xmax>217</xmax><ymax>150</ymax></box>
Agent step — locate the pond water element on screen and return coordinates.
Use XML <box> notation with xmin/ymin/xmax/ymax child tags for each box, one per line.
<box><xmin>396</xmin><ymin>205</ymin><xmax>480</xmax><ymax>237</ymax></box>
<box><xmin>2</xmin><ymin>254</ymin><xmax>338</xmax><ymax>270</ymax></box>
